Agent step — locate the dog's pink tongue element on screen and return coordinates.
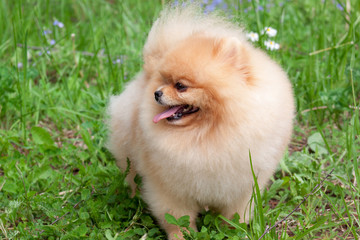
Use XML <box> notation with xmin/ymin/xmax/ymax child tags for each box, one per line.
<box><xmin>153</xmin><ymin>106</ymin><xmax>182</xmax><ymax>123</ymax></box>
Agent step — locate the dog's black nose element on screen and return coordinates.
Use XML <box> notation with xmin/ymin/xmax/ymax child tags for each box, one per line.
<box><xmin>154</xmin><ymin>90</ymin><xmax>163</xmax><ymax>102</ymax></box>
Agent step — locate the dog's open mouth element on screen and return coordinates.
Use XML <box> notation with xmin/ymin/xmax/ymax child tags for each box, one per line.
<box><xmin>153</xmin><ymin>105</ymin><xmax>200</xmax><ymax>123</ymax></box>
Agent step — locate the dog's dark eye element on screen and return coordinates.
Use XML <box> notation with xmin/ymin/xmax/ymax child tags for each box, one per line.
<box><xmin>174</xmin><ymin>82</ymin><xmax>187</xmax><ymax>92</ymax></box>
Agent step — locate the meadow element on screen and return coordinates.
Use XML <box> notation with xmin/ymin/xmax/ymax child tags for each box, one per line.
<box><xmin>0</xmin><ymin>0</ymin><xmax>359</xmax><ymax>239</ymax></box>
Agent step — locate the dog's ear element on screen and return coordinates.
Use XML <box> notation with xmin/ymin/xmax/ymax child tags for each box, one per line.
<box><xmin>213</xmin><ymin>37</ymin><xmax>253</xmax><ymax>83</ymax></box>
<box><xmin>213</xmin><ymin>37</ymin><xmax>244</xmax><ymax>66</ymax></box>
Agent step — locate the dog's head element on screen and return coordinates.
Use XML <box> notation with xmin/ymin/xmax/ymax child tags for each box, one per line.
<box><xmin>145</xmin><ymin>35</ymin><xmax>252</xmax><ymax>127</ymax></box>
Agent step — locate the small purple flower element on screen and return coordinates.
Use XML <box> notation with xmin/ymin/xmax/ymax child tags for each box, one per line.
<box><xmin>202</xmin><ymin>0</ymin><xmax>228</xmax><ymax>13</ymax></box>
<box><xmin>257</xmin><ymin>5</ymin><xmax>264</xmax><ymax>11</ymax></box>
<box><xmin>336</xmin><ymin>3</ymin><xmax>344</xmax><ymax>11</ymax></box>
<box><xmin>113</xmin><ymin>58</ymin><xmax>123</xmax><ymax>65</ymax></box>
<box><xmin>50</xmin><ymin>39</ymin><xmax>56</xmax><ymax>45</ymax></box>
<box><xmin>204</xmin><ymin>4</ymin><xmax>216</xmax><ymax>13</ymax></box>
<box><xmin>53</xmin><ymin>20</ymin><xmax>64</xmax><ymax>28</ymax></box>
<box><xmin>43</xmin><ymin>30</ymin><xmax>52</xmax><ymax>35</ymax></box>
<box><xmin>39</xmin><ymin>50</ymin><xmax>51</xmax><ymax>56</ymax></box>
<box><xmin>17</xmin><ymin>62</ymin><xmax>23</xmax><ymax>69</ymax></box>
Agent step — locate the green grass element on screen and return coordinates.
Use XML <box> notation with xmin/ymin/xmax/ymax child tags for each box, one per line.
<box><xmin>0</xmin><ymin>0</ymin><xmax>359</xmax><ymax>239</ymax></box>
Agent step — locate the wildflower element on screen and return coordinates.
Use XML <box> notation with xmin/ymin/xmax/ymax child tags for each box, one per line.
<box><xmin>262</xmin><ymin>27</ymin><xmax>277</xmax><ymax>37</ymax></box>
<box><xmin>246</xmin><ymin>32</ymin><xmax>259</xmax><ymax>42</ymax></box>
<box><xmin>53</xmin><ymin>20</ymin><xmax>64</xmax><ymax>28</ymax></box>
<box><xmin>204</xmin><ymin>4</ymin><xmax>216</xmax><ymax>13</ymax></box>
<box><xmin>266</xmin><ymin>3</ymin><xmax>274</xmax><ymax>12</ymax></box>
<box><xmin>264</xmin><ymin>40</ymin><xmax>280</xmax><ymax>51</ymax></box>
<box><xmin>113</xmin><ymin>56</ymin><xmax>125</xmax><ymax>65</ymax></box>
<box><xmin>39</xmin><ymin>50</ymin><xmax>51</xmax><ymax>56</ymax></box>
<box><xmin>50</xmin><ymin>39</ymin><xmax>56</xmax><ymax>45</ymax></box>
<box><xmin>113</xmin><ymin>58</ymin><xmax>122</xmax><ymax>64</ymax></box>
<box><xmin>257</xmin><ymin>5</ymin><xmax>264</xmax><ymax>11</ymax></box>
<box><xmin>43</xmin><ymin>30</ymin><xmax>52</xmax><ymax>35</ymax></box>
<box><xmin>204</xmin><ymin>0</ymin><xmax>222</xmax><ymax>13</ymax></box>
<box><xmin>336</xmin><ymin>3</ymin><xmax>344</xmax><ymax>11</ymax></box>
<box><xmin>17</xmin><ymin>62</ymin><xmax>23</xmax><ymax>69</ymax></box>
<box><xmin>203</xmin><ymin>0</ymin><xmax>229</xmax><ymax>13</ymax></box>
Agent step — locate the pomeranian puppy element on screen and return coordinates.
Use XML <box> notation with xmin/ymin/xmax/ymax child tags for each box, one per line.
<box><xmin>108</xmin><ymin>3</ymin><xmax>294</xmax><ymax>239</ymax></box>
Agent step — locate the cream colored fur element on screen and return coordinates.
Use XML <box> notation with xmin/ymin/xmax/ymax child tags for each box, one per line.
<box><xmin>108</xmin><ymin>4</ymin><xmax>294</xmax><ymax>240</ymax></box>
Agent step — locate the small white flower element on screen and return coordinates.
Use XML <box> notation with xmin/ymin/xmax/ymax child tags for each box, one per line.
<box><xmin>264</xmin><ymin>40</ymin><xmax>280</xmax><ymax>51</ymax></box>
<box><xmin>262</xmin><ymin>27</ymin><xmax>277</xmax><ymax>37</ymax></box>
<box><xmin>246</xmin><ymin>32</ymin><xmax>259</xmax><ymax>42</ymax></box>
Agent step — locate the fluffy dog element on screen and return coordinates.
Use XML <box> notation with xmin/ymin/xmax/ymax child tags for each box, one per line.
<box><xmin>108</xmin><ymin>4</ymin><xmax>294</xmax><ymax>239</ymax></box>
